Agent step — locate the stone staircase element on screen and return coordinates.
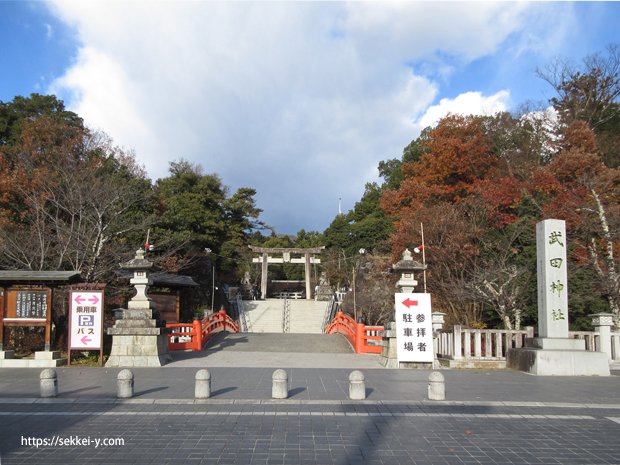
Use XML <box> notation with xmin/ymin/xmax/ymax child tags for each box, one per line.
<box><xmin>288</xmin><ymin>300</ymin><xmax>326</xmax><ymax>334</ymax></box>
<box><xmin>242</xmin><ymin>299</ymin><xmax>327</xmax><ymax>334</ymax></box>
<box><xmin>243</xmin><ymin>299</ymin><xmax>284</xmax><ymax>333</ymax></box>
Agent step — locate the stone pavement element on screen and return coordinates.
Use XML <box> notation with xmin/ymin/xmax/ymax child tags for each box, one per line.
<box><xmin>1</xmin><ymin>347</ymin><xmax>619</xmax><ymax>464</ymax></box>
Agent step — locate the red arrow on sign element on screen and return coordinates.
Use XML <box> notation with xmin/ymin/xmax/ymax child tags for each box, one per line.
<box><xmin>74</xmin><ymin>295</ymin><xmax>85</xmax><ymax>305</ymax></box>
<box><xmin>89</xmin><ymin>295</ymin><xmax>100</xmax><ymax>305</ymax></box>
<box><xmin>80</xmin><ymin>336</ymin><xmax>92</xmax><ymax>345</ymax></box>
<box><xmin>401</xmin><ymin>298</ymin><xmax>418</xmax><ymax>309</ymax></box>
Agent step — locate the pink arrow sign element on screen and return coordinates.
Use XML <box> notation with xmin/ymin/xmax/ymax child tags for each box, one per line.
<box><xmin>80</xmin><ymin>336</ymin><xmax>92</xmax><ymax>345</ymax></box>
<box><xmin>401</xmin><ymin>298</ymin><xmax>418</xmax><ymax>309</ymax></box>
<box><xmin>89</xmin><ymin>295</ymin><xmax>100</xmax><ymax>305</ymax></box>
<box><xmin>74</xmin><ymin>295</ymin><xmax>85</xmax><ymax>305</ymax></box>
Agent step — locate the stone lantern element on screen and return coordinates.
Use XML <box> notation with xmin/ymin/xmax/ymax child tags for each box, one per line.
<box><xmin>380</xmin><ymin>249</ymin><xmax>428</xmax><ymax>368</ymax></box>
<box><xmin>106</xmin><ymin>249</ymin><xmax>171</xmax><ymax>367</ymax></box>
<box><xmin>391</xmin><ymin>248</ymin><xmax>426</xmax><ymax>293</ymax></box>
<box><xmin>124</xmin><ymin>249</ymin><xmax>154</xmax><ymax>310</ymax></box>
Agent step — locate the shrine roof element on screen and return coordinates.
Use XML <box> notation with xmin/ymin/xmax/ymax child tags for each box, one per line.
<box><xmin>0</xmin><ymin>270</ymin><xmax>81</xmax><ymax>283</ymax></box>
<box><xmin>116</xmin><ymin>271</ymin><xmax>198</xmax><ymax>288</ymax></box>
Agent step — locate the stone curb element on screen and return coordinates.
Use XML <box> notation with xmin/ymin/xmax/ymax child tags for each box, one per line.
<box><xmin>0</xmin><ymin>397</ymin><xmax>620</xmax><ymax>409</ymax></box>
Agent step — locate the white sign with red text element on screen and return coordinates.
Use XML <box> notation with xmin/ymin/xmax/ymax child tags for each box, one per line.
<box><xmin>69</xmin><ymin>291</ymin><xmax>104</xmax><ymax>350</ymax></box>
<box><xmin>395</xmin><ymin>293</ymin><xmax>433</xmax><ymax>363</ymax></box>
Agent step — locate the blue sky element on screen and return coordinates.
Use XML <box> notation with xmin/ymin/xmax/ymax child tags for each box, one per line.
<box><xmin>0</xmin><ymin>2</ymin><xmax>75</xmax><ymax>99</ymax></box>
<box><xmin>1</xmin><ymin>1</ymin><xmax>620</xmax><ymax>234</ymax></box>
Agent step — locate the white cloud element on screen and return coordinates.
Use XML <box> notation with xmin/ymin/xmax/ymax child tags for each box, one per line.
<box><xmin>50</xmin><ymin>46</ymin><xmax>150</xmax><ymax>147</ymax></box>
<box><xmin>46</xmin><ymin>1</ymin><xmax>542</xmax><ymax>233</ymax></box>
<box><xmin>44</xmin><ymin>23</ymin><xmax>53</xmax><ymax>40</ymax></box>
<box><xmin>417</xmin><ymin>90</ymin><xmax>511</xmax><ymax>130</ymax></box>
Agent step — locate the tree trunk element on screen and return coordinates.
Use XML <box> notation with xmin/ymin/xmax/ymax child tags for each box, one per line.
<box><xmin>590</xmin><ymin>188</ymin><xmax>620</xmax><ymax>318</ymax></box>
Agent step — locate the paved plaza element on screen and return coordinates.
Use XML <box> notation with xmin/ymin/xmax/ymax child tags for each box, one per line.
<box><xmin>1</xmin><ymin>341</ymin><xmax>619</xmax><ymax>464</ymax></box>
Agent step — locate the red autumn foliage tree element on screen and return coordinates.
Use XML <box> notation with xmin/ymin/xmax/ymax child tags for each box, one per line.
<box><xmin>381</xmin><ymin>114</ymin><xmax>547</xmax><ymax>329</ymax></box>
<box><xmin>0</xmin><ymin>116</ymin><xmax>154</xmax><ymax>280</ymax></box>
<box><xmin>537</xmin><ymin>121</ymin><xmax>620</xmax><ymax>318</ymax></box>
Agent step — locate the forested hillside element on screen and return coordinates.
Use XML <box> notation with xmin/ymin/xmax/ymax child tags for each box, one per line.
<box><xmin>324</xmin><ymin>45</ymin><xmax>620</xmax><ymax>330</ymax></box>
<box><xmin>1</xmin><ymin>45</ymin><xmax>618</xmax><ymax>330</ymax></box>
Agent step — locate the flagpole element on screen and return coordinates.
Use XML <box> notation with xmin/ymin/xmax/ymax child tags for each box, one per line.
<box><xmin>420</xmin><ymin>222</ymin><xmax>427</xmax><ymax>293</ymax></box>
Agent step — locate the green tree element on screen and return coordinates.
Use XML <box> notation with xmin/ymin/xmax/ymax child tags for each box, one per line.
<box><xmin>153</xmin><ymin>160</ymin><xmax>227</xmax><ymax>256</ymax></box>
<box><xmin>378</xmin><ymin>127</ymin><xmax>431</xmax><ymax>190</ymax></box>
<box><xmin>0</xmin><ymin>93</ymin><xmax>83</xmax><ymax>147</ymax></box>
<box><xmin>220</xmin><ymin>187</ymin><xmax>269</xmax><ymax>275</ymax></box>
<box><xmin>153</xmin><ymin>159</ymin><xmax>268</xmax><ymax>287</ymax></box>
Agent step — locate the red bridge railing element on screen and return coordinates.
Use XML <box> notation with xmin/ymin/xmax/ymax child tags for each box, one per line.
<box><xmin>325</xmin><ymin>311</ymin><xmax>383</xmax><ymax>354</ymax></box>
<box><xmin>167</xmin><ymin>309</ymin><xmax>239</xmax><ymax>351</ymax></box>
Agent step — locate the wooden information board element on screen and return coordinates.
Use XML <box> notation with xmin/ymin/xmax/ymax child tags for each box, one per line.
<box><xmin>5</xmin><ymin>288</ymin><xmax>51</xmax><ymax>320</ymax></box>
<box><xmin>15</xmin><ymin>290</ymin><xmax>48</xmax><ymax>318</ymax></box>
<box><xmin>1</xmin><ymin>287</ymin><xmax>53</xmax><ymax>350</ymax></box>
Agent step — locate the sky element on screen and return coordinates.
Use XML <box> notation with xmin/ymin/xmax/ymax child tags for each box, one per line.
<box><xmin>1</xmin><ymin>1</ymin><xmax>619</xmax><ymax>235</ymax></box>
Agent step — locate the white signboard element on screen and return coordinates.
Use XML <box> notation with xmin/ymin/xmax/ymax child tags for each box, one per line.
<box><xmin>69</xmin><ymin>291</ymin><xmax>104</xmax><ymax>350</ymax></box>
<box><xmin>395</xmin><ymin>293</ymin><xmax>433</xmax><ymax>363</ymax></box>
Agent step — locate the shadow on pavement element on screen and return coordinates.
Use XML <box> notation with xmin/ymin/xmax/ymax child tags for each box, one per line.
<box><xmin>203</xmin><ymin>332</ymin><xmax>249</xmax><ymax>351</ymax></box>
<box><xmin>60</xmin><ymin>386</ymin><xmax>102</xmax><ymax>396</ymax></box>
<box><xmin>289</xmin><ymin>387</ymin><xmax>306</xmax><ymax>397</ymax></box>
<box><xmin>134</xmin><ymin>386</ymin><xmax>168</xmax><ymax>396</ymax></box>
<box><xmin>210</xmin><ymin>386</ymin><xmax>237</xmax><ymax>397</ymax></box>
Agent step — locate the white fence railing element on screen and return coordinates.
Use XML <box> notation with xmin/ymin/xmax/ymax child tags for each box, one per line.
<box><xmin>437</xmin><ymin>326</ymin><xmax>534</xmax><ymax>361</ymax></box>
<box><xmin>437</xmin><ymin>325</ymin><xmax>620</xmax><ymax>363</ymax></box>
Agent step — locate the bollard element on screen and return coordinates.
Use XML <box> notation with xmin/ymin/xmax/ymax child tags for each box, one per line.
<box><xmin>40</xmin><ymin>369</ymin><xmax>58</xmax><ymax>398</ymax></box>
<box><xmin>427</xmin><ymin>371</ymin><xmax>445</xmax><ymax>400</ymax></box>
<box><xmin>348</xmin><ymin>370</ymin><xmax>366</xmax><ymax>400</ymax></box>
<box><xmin>195</xmin><ymin>369</ymin><xmax>211</xmax><ymax>399</ymax></box>
<box><xmin>272</xmin><ymin>369</ymin><xmax>288</xmax><ymax>399</ymax></box>
<box><xmin>117</xmin><ymin>369</ymin><xmax>134</xmax><ymax>399</ymax></box>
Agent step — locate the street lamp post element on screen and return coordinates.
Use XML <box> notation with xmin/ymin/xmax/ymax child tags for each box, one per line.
<box><xmin>205</xmin><ymin>248</ymin><xmax>216</xmax><ymax>313</ymax></box>
<box><xmin>211</xmin><ymin>265</ymin><xmax>215</xmax><ymax>312</ymax></box>
<box><xmin>352</xmin><ymin>248</ymin><xmax>366</xmax><ymax>323</ymax></box>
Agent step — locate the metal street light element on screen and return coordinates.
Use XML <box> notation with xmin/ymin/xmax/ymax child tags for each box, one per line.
<box><xmin>205</xmin><ymin>248</ymin><xmax>215</xmax><ymax>313</ymax></box>
<box><xmin>353</xmin><ymin>248</ymin><xmax>366</xmax><ymax>323</ymax></box>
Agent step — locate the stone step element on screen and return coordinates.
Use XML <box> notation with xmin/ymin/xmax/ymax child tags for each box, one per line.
<box><xmin>115</xmin><ymin>319</ymin><xmax>158</xmax><ymax>328</ymax></box>
<box><xmin>108</xmin><ymin>327</ymin><xmax>162</xmax><ymax>336</ymax></box>
<box><xmin>113</xmin><ymin>309</ymin><xmax>160</xmax><ymax>320</ymax></box>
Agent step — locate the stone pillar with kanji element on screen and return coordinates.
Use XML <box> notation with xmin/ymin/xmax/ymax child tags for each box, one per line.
<box><xmin>507</xmin><ymin>219</ymin><xmax>609</xmax><ymax>376</ymax></box>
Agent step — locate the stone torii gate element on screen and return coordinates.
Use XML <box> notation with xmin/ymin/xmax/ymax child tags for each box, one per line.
<box><xmin>249</xmin><ymin>246</ymin><xmax>325</xmax><ymax>300</ymax></box>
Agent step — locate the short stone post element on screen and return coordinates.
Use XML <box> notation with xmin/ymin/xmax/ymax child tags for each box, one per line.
<box><xmin>592</xmin><ymin>313</ymin><xmax>614</xmax><ymax>361</ymax></box>
<box><xmin>195</xmin><ymin>369</ymin><xmax>211</xmax><ymax>399</ymax></box>
<box><xmin>427</xmin><ymin>371</ymin><xmax>445</xmax><ymax>400</ymax></box>
<box><xmin>452</xmin><ymin>326</ymin><xmax>463</xmax><ymax>360</ymax></box>
<box><xmin>272</xmin><ymin>369</ymin><xmax>288</xmax><ymax>399</ymax></box>
<box><xmin>431</xmin><ymin>312</ymin><xmax>446</xmax><ymax>332</ymax></box>
<box><xmin>117</xmin><ymin>369</ymin><xmax>134</xmax><ymax>399</ymax></box>
<box><xmin>40</xmin><ymin>369</ymin><xmax>58</xmax><ymax>398</ymax></box>
<box><xmin>348</xmin><ymin>370</ymin><xmax>366</xmax><ymax>400</ymax></box>
<box><xmin>431</xmin><ymin>312</ymin><xmax>446</xmax><ymax>368</ymax></box>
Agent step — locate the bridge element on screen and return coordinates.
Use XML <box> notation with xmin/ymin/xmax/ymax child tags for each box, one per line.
<box><xmin>166</xmin><ymin>298</ymin><xmax>383</xmax><ymax>366</ymax></box>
